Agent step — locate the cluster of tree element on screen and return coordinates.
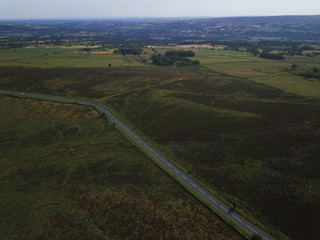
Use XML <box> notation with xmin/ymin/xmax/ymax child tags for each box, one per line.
<box><xmin>165</xmin><ymin>50</ymin><xmax>195</xmax><ymax>57</ymax></box>
<box><xmin>259</xmin><ymin>53</ymin><xmax>285</xmax><ymax>60</ymax></box>
<box><xmin>246</xmin><ymin>47</ymin><xmax>259</xmax><ymax>56</ymax></box>
<box><xmin>305</xmin><ymin>51</ymin><xmax>320</xmax><ymax>57</ymax></box>
<box><xmin>299</xmin><ymin>72</ymin><xmax>320</xmax><ymax>79</ymax></box>
<box><xmin>300</xmin><ymin>45</ymin><xmax>316</xmax><ymax>50</ymax></box>
<box><xmin>176</xmin><ymin>58</ymin><xmax>200</xmax><ymax>67</ymax></box>
<box><xmin>114</xmin><ymin>47</ymin><xmax>143</xmax><ymax>56</ymax></box>
<box><xmin>299</xmin><ymin>68</ymin><xmax>320</xmax><ymax>80</ymax></box>
<box><xmin>151</xmin><ymin>51</ymin><xmax>199</xmax><ymax>67</ymax></box>
<box><xmin>151</xmin><ymin>55</ymin><xmax>176</xmax><ymax>66</ymax></box>
<box><xmin>289</xmin><ymin>64</ymin><xmax>320</xmax><ymax>80</ymax></box>
<box><xmin>81</xmin><ymin>47</ymin><xmax>92</xmax><ymax>53</ymax></box>
<box><xmin>211</xmin><ymin>40</ymin><xmax>320</xmax><ymax>57</ymax></box>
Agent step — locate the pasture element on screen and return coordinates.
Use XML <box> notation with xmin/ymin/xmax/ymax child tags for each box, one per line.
<box><xmin>0</xmin><ymin>47</ymin><xmax>144</xmax><ymax>68</ymax></box>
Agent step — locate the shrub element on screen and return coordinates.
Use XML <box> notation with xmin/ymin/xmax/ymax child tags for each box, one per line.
<box><xmin>260</xmin><ymin>53</ymin><xmax>285</xmax><ymax>60</ymax></box>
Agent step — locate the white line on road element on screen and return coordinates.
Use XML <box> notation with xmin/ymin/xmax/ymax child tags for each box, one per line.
<box><xmin>199</xmin><ymin>189</ymin><xmax>206</xmax><ymax>195</ymax></box>
<box><xmin>263</xmin><ymin>237</ymin><xmax>270</xmax><ymax>240</ymax></box>
<box><xmin>220</xmin><ymin>205</ymin><xmax>228</xmax><ymax>212</ymax></box>
<box><xmin>181</xmin><ymin>175</ymin><xmax>187</xmax><ymax>180</ymax></box>
<box><xmin>232</xmin><ymin>215</ymin><xmax>243</xmax><ymax>223</ymax></box>
<box><xmin>246</xmin><ymin>225</ymin><xmax>258</xmax><ymax>233</ymax></box>
<box><xmin>174</xmin><ymin>169</ymin><xmax>179</xmax><ymax>173</ymax></box>
<box><xmin>209</xmin><ymin>197</ymin><xmax>216</xmax><ymax>203</ymax></box>
<box><xmin>191</xmin><ymin>182</ymin><xmax>196</xmax><ymax>187</ymax></box>
<box><xmin>168</xmin><ymin>163</ymin><xmax>172</xmax><ymax>167</ymax></box>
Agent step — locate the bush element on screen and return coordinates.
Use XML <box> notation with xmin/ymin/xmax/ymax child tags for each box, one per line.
<box><xmin>151</xmin><ymin>51</ymin><xmax>200</xmax><ymax>67</ymax></box>
<box><xmin>165</xmin><ymin>50</ymin><xmax>195</xmax><ymax>57</ymax></box>
<box><xmin>250</xmin><ymin>234</ymin><xmax>262</xmax><ymax>240</ymax></box>
<box><xmin>259</xmin><ymin>53</ymin><xmax>285</xmax><ymax>60</ymax></box>
<box><xmin>191</xmin><ymin>60</ymin><xmax>200</xmax><ymax>66</ymax></box>
<box><xmin>291</xmin><ymin>64</ymin><xmax>298</xmax><ymax>69</ymax></box>
<box><xmin>114</xmin><ymin>47</ymin><xmax>142</xmax><ymax>55</ymax></box>
<box><xmin>151</xmin><ymin>55</ymin><xmax>176</xmax><ymax>66</ymax></box>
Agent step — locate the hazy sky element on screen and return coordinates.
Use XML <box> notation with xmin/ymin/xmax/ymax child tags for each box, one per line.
<box><xmin>0</xmin><ymin>0</ymin><xmax>319</xmax><ymax>20</ymax></box>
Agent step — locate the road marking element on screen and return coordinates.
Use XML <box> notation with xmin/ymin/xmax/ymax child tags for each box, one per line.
<box><xmin>232</xmin><ymin>215</ymin><xmax>243</xmax><ymax>223</ymax></box>
<box><xmin>263</xmin><ymin>237</ymin><xmax>270</xmax><ymax>240</ymax></box>
<box><xmin>168</xmin><ymin>163</ymin><xmax>172</xmax><ymax>167</ymax></box>
<box><xmin>209</xmin><ymin>197</ymin><xmax>216</xmax><ymax>203</ymax></box>
<box><xmin>246</xmin><ymin>225</ymin><xmax>258</xmax><ymax>233</ymax></box>
<box><xmin>181</xmin><ymin>175</ymin><xmax>187</xmax><ymax>180</ymax></box>
<box><xmin>191</xmin><ymin>182</ymin><xmax>196</xmax><ymax>187</ymax></box>
<box><xmin>220</xmin><ymin>205</ymin><xmax>228</xmax><ymax>212</ymax></box>
<box><xmin>174</xmin><ymin>169</ymin><xmax>179</xmax><ymax>173</ymax></box>
<box><xmin>199</xmin><ymin>189</ymin><xmax>206</xmax><ymax>195</ymax></box>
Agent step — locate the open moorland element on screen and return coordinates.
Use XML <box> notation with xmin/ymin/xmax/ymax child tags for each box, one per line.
<box><xmin>104</xmin><ymin>52</ymin><xmax>320</xmax><ymax>240</ymax></box>
<box><xmin>0</xmin><ymin>27</ymin><xmax>320</xmax><ymax>239</ymax></box>
<box><xmin>0</xmin><ymin>96</ymin><xmax>243</xmax><ymax>240</ymax></box>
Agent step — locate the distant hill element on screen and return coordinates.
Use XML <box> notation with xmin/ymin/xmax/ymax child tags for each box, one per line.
<box><xmin>1</xmin><ymin>15</ymin><xmax>320</xmax><ymax>47</ymax></box>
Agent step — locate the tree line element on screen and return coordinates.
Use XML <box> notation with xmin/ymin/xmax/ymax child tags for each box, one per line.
<box><xmin>151</xmin><ymin>51</ymin><xmax>199</xmax><ymax>67</ymax></box>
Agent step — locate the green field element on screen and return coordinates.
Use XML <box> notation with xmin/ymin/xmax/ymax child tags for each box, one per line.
<box><xmin>0</xmin><ymin>96</ymin><xmax>243</xmax><ymax>240</ymax></box>
<box><xmin>192</xmin><ymin>49</ymin><xmax>320</xmax><ymax>97</ymax></box>
<box><xmin>1</xmin><ymin>46</ymin><xmax>320</xmax><ymax>239</ymax></box>
<box><xmin>0</xmin><ymin>47</ymin><xmax>145</xmax><ymax>68</ymax></box>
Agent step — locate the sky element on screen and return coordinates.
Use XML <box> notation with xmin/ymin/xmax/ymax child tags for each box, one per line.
<box><xmin>0</xmin><ymin>0</ymin><xmax>319</xmax><ymax>20</ymax></box>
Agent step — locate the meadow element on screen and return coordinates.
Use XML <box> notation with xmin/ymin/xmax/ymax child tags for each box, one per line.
<box><xmin>0</xmin><ymin>96</ymin><xmax>242</xmax><ymax>240</ymax></box>
<box><xmin>0</xmin><ymin>47</ymin><xmax>145</xmax><ymax>68</ymax></box>
<box><xmin>1</xmin><ymin>46</ymin><xmax>320</xmax><ymax>239</ymax></box>
<box><xmin>190</xmin><ymin>48</ymin><xmax>320</xmax><ymax>97</ymax></box>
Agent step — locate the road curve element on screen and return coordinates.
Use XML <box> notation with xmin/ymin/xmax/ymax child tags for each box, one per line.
<box><xmin>0</xmin><ymin>89</ymin><xmax>276</xmax><ymax>240</ymax></box>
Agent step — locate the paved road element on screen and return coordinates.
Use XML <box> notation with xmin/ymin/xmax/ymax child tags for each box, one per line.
<box><xmin>0</xmin><ymin>90</ymin><xmax>276</xmax><ymax>240</ymax></box>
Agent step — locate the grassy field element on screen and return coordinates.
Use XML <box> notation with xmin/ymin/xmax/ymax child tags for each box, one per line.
<box><xmin>147</xmin><ymin>46</ymin><xmax>320</xmax><ymax>97</ymax></box>
<box><xmin>1</xmin><ymin>47</ymin><xmax>319</xmax><ymax>97</ymax></box>
<box><xmin>0</xmin><ymin>96</ymin><xmax>243</xmax><ymax>240</ymax></box>
<box><xmin>1</xmin><ymin>46</ymin><xmax>320</xmax><ymax>239</ymax></box>
<box><xmin>192</xmin><ymin>49</ymin><xmax>320</xmax><ymax>97</ymax></box>
<box><xmin>0</xmin><ymin>47</ymin><xmax>145</xmax><ymax>68</ymax></box>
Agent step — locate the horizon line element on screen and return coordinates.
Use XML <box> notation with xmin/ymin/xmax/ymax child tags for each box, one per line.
<box><xmin>1</xmin><ymin>14</ymin><xmax>320</xmax><ymax>22</ymax></box>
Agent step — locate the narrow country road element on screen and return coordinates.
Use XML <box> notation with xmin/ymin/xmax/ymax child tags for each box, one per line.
<box><xmin>0</xmin><ymin>89</ymin><xmax>276</xmax><ymax>240</ymax></box>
